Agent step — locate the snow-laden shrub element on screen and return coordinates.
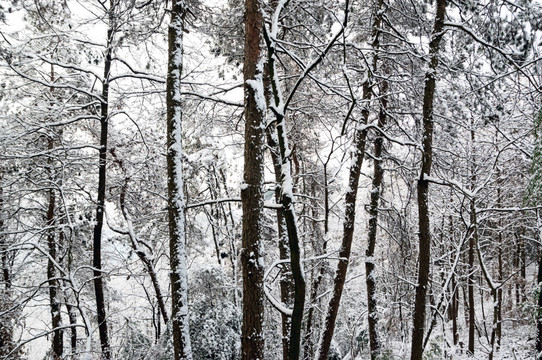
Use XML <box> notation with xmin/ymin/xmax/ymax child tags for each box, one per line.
<box><xmin>189</xmin><ymin>266</ymin><xmax>240</xmax><ymax>359</ymax></box>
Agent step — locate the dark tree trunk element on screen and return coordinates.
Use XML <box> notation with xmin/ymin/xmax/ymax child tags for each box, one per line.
<box><xmin>167</xmin><ymin>1</ymin><xmax>193</xmax><ymax>359</ymax></box>
<box><xmin>265</xmin><ymin>8</ymin><xmax>309</xmax><ymax>360</ymax></box>
<box><xmin>449</xmin><ymin>212</ymin><xmax>459</xmax><ymax>346</ymax></box>
<box><xmin>366</xmin><ymin>77</ymin><xmax>387</xmax><ymax>359</ymax></box>
<box><xmin>0</xmin><ymin>171</ymin><xmax>16</xmax><ymax>358</ymax></box>
<box><xmin>409</xmin><ymin>0</ymin><xmax>446</xmax><ymax>358</ymax></box>
<box><xmin>272</xmin><ymin>110</ymin><xmax>306</xmax><ymax>360</ymax></box>
<box><xmin>60</xmin><ymin>216</ymin><xmax>77</xmax><ymax>356</ymax></box>
<box><xmin>267</xmin><ymin>131</ymin><xmax>294</xmax><ymax>360</ymax></box>
<box><xmin>241</xmin><ymin>0</ymin><xmax>266</xmax><ymax>357</ymax></box>
<box><xmin>468</xmin><ymin>209</ymin><xmax>475</xmax><ymax>355</ymax></box>
<box><xmin>303</xmin><ymin>166</ymin><xmax>329</xmax><ymax>360</ymax></box>
<box><xmin>92</xmin><ymin>3</ymin><xmax>115</xmax><ymax>359</ymax></box>
<box><xmin>520</xmin><ymin>231</ymin><xmax>527</xmax><ymax>303</ymax></box>
<box><xmin>46</xmin><ymin>135</ymin><xmax>63</xmax><ymax>360</ymax></box>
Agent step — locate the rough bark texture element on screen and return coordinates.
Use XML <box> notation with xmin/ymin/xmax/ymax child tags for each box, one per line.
<box><xmin>303</xmin><ymin>166</ymin><xmax>329</xmax><ymax>360</ymax></box>
<box><xmin>409</xmin><ymin>0</ymin><xmax>446</xmax><ymax>359</ymax></box>
<box><xmin>92</xmin><ymin>3</ymin><xmax>115</xmax><ymax>358</ymax></box>
<box><xmin>264</xmin><ymin>3</ymin><xmax>308</xmax><ymax>358</ymax></box>
<box><xmin>46</xmin><ymin>136</ymin><xmax>63</xmax><ymax>360</ymax></box>
<box><xmin>366</xmin><ymin>78</ymin><xmax>387</xmax><ymax>359</ymax></box>
<box><xmin>276</xmin><ymin>115</ymin><xmax>306</xmax><ymax>360</ymax></box>
<box><xmin>267</xmin><ymin>132</ymin><xmax>294</xmax><ymax>360</ymax></box>
<box><xmin>241</xmin><ymin>0</ymin><xmax>266</xmax><ymax>357</ymax></box>
<box><xmin>0</xmin><ymin>173</ymin><xmax>16</xmax><ymax>358</ymax></box>
<box><xmin>167</xmin><ymin>1</ymin><xmax>193</xmax><ymax>359</ymax></box>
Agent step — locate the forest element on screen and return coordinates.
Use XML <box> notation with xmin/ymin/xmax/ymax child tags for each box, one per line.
<box><xmin>0</xmin><ymin>0</ymin><xmax>541</xmax><ymax>359</ymax></box>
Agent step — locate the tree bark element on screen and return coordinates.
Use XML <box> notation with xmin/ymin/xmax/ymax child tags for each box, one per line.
<box><xmin>365</xmin><ymin>77</ymin><xmax>387</xmax><ymax>359</ymax></box>
<box><xmin>267</xmin><ymin>131</ymin><xmax>294</xmax><ymax>360</ymax></box>
<box><xmin>271</xmin><ymin>98</ymin><xmax>306</xmax><ymax>360</ymax></box>
<box><xmin>303</xmin><ymin>166</ymin><xmax>329</xmax><ymax>360</ymax></box>
<box><xmin>467</xmin><ymin>210</ymin><xmax>475</xmax><ymax>356</ymax></box>
<box><xmin>241</xmin><ymin>0</ymin><xmax>266</xmax><ymax>357</ymax></box>
<box><xmin>92</xmin><ymin>3</ymin><xmax>115</xmax><ymax>358</ymax></box>
<box><xmin>409</xmin><ymin>0</ymin><xmax>446</xmax><ymax>359</ymax></box>
<box><xmin>0</xmin><ymin>170</ymin><xmax>16</xmax><ymax>358</ymax></box>
<box><xmin>167</xmin><ymin>1</ymin><xmax>193</xmax><ymax>359</ymax></box>
<box><xmin>46</xmin><ymin>135</ymin><xmax>63</xmax><ymax>360</ymax></box>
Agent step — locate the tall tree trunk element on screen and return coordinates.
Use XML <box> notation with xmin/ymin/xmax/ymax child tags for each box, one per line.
<box><xmin>409</xmin><ymin>0</ymin><xmax>446</xmax><ymax>358</ymax></box>
<box><xmin>0</xmin><ymin>171</ymin><xmax>15</xmax><ymax>358</ymax></box>
<box><xmin>467</xmin><ymin>122</ymin><xmax>476</xmax><ymax>356</ymax></box>
<box><xmin>467</xmin><ymin>217</ymin><xmax>475</xmax><ymax>357</ymax></box>
<box><xmin>272</xmin><ymin>90</ymin><xmax>306</xmax><ymax>360</ymax></box>
<box><xmin>267</xmin><ymin>131</ymin><xmax>294</xmax><ymax>360</ymax></box>
<box><xmin>536</xmin><ymin>210</ymin><xmax>542</xmax><ymax>356</ymax></box>
<box><xmin>47</xmin><ymin>135</ymin><xmax>63</xmax><ymax>360</ymax></box>
<box><xmin>365</xmin><ymin>77</ymin><xmax>387</xmax><ymax>359</ymax></box>
<box><xmin>315</xmin><ymin>2</ymin><xmax>382</xmax><ymax>357</ymax></box>
<box><xmin>364</xmin><ymin>2</ymin><xmax>387</xmax><ymax>357</ymax></box>
<box><xmin>60</xmin><ymin>209</ymin><xmax>77</xmax><ymax>356</ymax></box>
<box><xmin>303</xmin><ymin>165</ymin><xmax>329</xmax><ymax>360</ymax></box>
<box><xmin>263</xmin><ymin>14</ymin><xmax>292</xmax><ymax>360</ymax></box>
<box><xmin>167</xmin><ymin>1</ymin><xmax>193</xmax><ymax>359</ymax></box>
<box><xmin>241</xmin><ymin>0</ymin><xmax>266</xmax><ymax>357</ymax></box>
<box><xmin>264</xmin><ymin>5</ymin><xmax>310</xmax><ymax>359</ymax></box>
<box><xmin>449</xmin><ymin>209</ymin><xmax>459</xmax><ymax>346</ymax></box>
<box><xmin>520</xmin><ymin>230</ymin><xmax>527</xmax><ymax>303</ymax></box>
<box><xmin>92</xmin><ymin>3</ymin><xmax>115</xmax><ymax>358</ymax></box>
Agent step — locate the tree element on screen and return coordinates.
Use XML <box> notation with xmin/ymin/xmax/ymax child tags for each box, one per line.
<box><xmin>167</xmin><ymin>1</ymin><xmax>193</xmax><ymax>359</ymax></box>
<box><xmin>410</xmin><ymin>0</ymin><xmax>447</xmax><ymax>358</ymax></box>
<box><xmin>240</xmin><ymin>0</ymin><xmax>266</xmax><ymax>357</ymax></box>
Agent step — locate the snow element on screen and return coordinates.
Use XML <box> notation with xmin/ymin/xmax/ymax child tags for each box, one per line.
<box><xmin>245</xmin><ymin>56</ymin><xmax>267</xmax><ymax>114</ymax></box>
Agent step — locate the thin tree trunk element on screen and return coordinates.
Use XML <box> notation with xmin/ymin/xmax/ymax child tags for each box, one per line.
<box><xmin>267</xmin><ymin>131</ymin><xmax>294</xmax><ymax>360</ymax></box>
<box><xmin>119</xmin><ymin>182</ymin><xmax>170</xmax><ymax>326</ymax></box>
<box><xmin>409</xmin><ymin>0</ymin><xmax>446</xmax><ymax>358</ymax></box>
<box><xmin>272</xmin><ymin>100</ymin><xmax>306</xmax><ymax>360</ymax></box>
<box><xmin>264</xmin><ymin>3</ymin><xmax>349</xmax><ymax>357</ymax></box>
<box><xmin>265</xmin><ymin>8</ymin><xmax>308</xmax><ymax>359</ymax></box>
<box><xmin>46</xmin><ymin>65</ymin><xmax>63</xmax><ymax>360</ymax></box>
<box><xmin>92</xmin><ymin>3</ymin><xmax>115</xmax><ymax>358</ymax></box>
<box><xmin>451</xmin><ymin>272</ymin><xmax>459</xmax><ymax>345</ymax></box>
<box><xmin>366</xmin><ymin>77</ymin><xmax>387</xmax><ymax>359</ymax></box>
<box><xmin>467</xmin><ymin>217</ymin><xmax>475</xmax><ymax>357</ymax></box>
<box><xmin>0</xmin><ymin>170</ymin><xmax>15</xmax><ymax>358</ymax></box>
<box><xmin>468</xmin><ymin>123</ymin><xmax>476</xmax><ymax>356</ymax></box>
<box><xmin>449</xmin><ymin>210</ymin><xmax>459</xmax><ymax>346</ymax></box>
<box><xmin>473</xmin><ymin>199</ymin><xmax>503</xmax><ymax>360</ymax></box>
<box><xmin>536</xmin><ymin>210</ymin><xmax>542</xmax><ymax>356</ymax></box>
<box><xmin>47</xmin><ymin>136</ymin><xmax>63</xmax><ymax>360</ymax></box>
<box><xmin>303</xmin><ymin>165</ymin><xmax>329</xmax><ymax>360</ymax></box>
<box><xmin>240</xmin><ymin>0</ymin><xmax>266</xmax><ymax>357</ymax></box>
<box><xmin>167</xmin><ymin>1</ymin><xmax>193</xmax><ymax>359</ymax></box>
<box><xmin>60</xmin><ymin>214</ymin><xmax>77</xmax><ymax>355</ymax></box>
<box><xmin>520</xmin><ymin>230</ymin><xmax>527</xmax><ymax>303</ymax></box>
<box><xmin>495</xmin><ymin>167</ymin><xmax>503</xmax><ymax>349</ymax></box>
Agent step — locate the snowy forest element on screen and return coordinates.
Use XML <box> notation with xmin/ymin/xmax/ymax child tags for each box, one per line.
<box><xmin>1</xmin><ymin>0</ymin><xmax>542</xmax><ymax>359</ymax></box>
